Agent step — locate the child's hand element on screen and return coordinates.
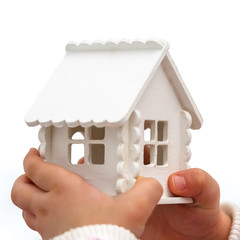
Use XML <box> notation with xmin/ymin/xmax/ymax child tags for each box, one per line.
<box><xmin>11</xmin><ymin>149</ymin><xmax>162</xmax><ymax>240</ymax></box>
<box><xmin>141</xmin><ymin>168</ymin><xmax>232</xmax><ymax>240</ymax></box>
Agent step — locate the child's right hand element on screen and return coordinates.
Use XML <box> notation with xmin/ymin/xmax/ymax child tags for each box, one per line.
<box><xmin>141</xmin><ymin>168</ymin><xmax>232</xmax><ymax>240</ymax></box>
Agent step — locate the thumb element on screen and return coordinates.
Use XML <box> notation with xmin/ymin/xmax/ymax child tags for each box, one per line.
<box><xmin>130</xmin><ymin>176</ymin><xmax>163</xmax><ymax>205</ymax></box>
<box><xmin>123</xmin><ymin>177</ymin><xmax>163</xmax><ymax>217</ymax></box>
<box><xmin>117</xmin><ymin>177</ymin><xmax>163</xmax><ymax>238</ymax></box>
<box><xmin>168</xmin><ymin>168</ymin><xmax>220</xmax><ymax>209</ymax></box>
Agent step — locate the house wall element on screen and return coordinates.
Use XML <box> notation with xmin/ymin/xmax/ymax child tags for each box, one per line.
<box><xmin>41</xmin><ymin>125</ymin><xmax>120</xmax><ymax>196</ymax></box>
<box><xmin>135</xmin><ymin>62</ymin><xmax>192</xmax><ymax>197</ymax></box>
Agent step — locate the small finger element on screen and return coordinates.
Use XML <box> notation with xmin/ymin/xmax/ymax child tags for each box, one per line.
<box><xmin>24</xmin><ymin>148</ymin><xmax>68</xmax><ymax>191</ymax></box>
<box><xmin>11</xmin><ymin>174</ymin><xmax>45</xmax><ymax>214</ymax></box>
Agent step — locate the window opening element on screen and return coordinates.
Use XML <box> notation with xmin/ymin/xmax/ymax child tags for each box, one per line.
<box><xmin>143</xmin><ymin>145</ymin><xmax>155</xmax><ymax>165</ymax></box>
<box><xmin>89</xmin><ymin>144</ymin><xmax>105</xmax><ymax>164</ymax></box>
<box><xmin>70</xmin><ymin>144</ymin><xmax>84</xmax><ymax>165</ymax></box>
<box><xmin>89</xmin><ymin>126</ymin><xmax>105</xmax><ymax>140</ymax></box>
<box><xmin>157</xmin><ymin>145</ymin><xmax>167</xmax><ymax>166</ymax></box>
<box><xmin>69</xmin><ymin>126</ymin><xmax>106</xmax><ymax>165</ymax></box>
<box><xmin>143</xmin><ymin>120</ymin><xmax>168</xmax><ymax>167</ymax></box>
<box><xmin>69</xmin><ymin>126</ymin><xmax>85</xmax><ymax>140</ymax></box>
<box><xmin>144</xmin><ymin>120</ymin><xmax>155</xmax><ymax>141</ymax></box>
<box><xmin>157</xmin><ymin>121</ymin><xmax>167</xmax><ymax>141</ymax></box>
<box><xmin>71</xmin><ymin>132</ymin><xmax>84</xmax><ymax>140</ymax></box>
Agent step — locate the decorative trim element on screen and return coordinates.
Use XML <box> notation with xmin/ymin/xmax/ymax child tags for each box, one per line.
<box><xmin>181</xmin><ymin>110</ymin><xmax>192</xmax><ymax>163</ymax></box>
<box><xmin>38</xmin><ymin>127</ymin><xmax>47</xmax><ymax>159</ymax></box>
<box><xmin>116</xmin><ymin>123</ymin><xmax>128</xmax><ymax>193</ymax></box>
<box><xmin>66</xmin><ymin>39</ymin><xmax>169</xmax><ymax>52</ymax></box>
<box><xmin>129</xmin><ymin>110</ymin><xmax>141</xmax><ymax>177</ymax></box>
<box><xmin>38</xmin><ymin>126</ymin><xmax>51</xmax><ymax>159</ymax></box>
<box><xmin>116</xmin><ymin>110</ymin><xmax>141</xmax><ymax>193</ymax></box>
<box><xmin>28</xmin><ymin>119</ymin><xmax>113</xmax><ymax>128</ymax></box>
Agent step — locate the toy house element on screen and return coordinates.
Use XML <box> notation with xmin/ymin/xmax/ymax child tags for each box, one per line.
<box><xmin>25</xmin><ymin>39</ymin><xmax>202</xmax><ymax>204</ymax></box>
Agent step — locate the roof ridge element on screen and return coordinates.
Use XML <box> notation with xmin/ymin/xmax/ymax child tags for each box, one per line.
<box><xmin>66</xmin><ymin>39</ymin><xmax>169</xmax><ymax>52</ymax></box>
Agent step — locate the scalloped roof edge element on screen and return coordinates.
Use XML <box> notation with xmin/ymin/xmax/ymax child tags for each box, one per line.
<box><xmin>66</xmin><ymin>39</ymin><xmax>170</xmax><ymax>52</ymax></box>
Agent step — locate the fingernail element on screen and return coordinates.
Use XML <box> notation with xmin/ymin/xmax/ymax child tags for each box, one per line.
<box><xmin>173</xmin><ymin>175</ymin><xmax>186</xmax><ymax>191</ymax></box>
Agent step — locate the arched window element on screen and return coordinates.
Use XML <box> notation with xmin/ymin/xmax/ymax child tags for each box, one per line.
<box><xmin>68</xmin><ymin>126</ymin><xmax>105</xmax><ymax>165</ymax></box>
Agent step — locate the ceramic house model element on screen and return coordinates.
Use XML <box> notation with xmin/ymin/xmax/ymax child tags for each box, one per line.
<box><xmin>25</xmin><ymin>39</ymin><xmax>202</xmax><ymax>204</ymax></box>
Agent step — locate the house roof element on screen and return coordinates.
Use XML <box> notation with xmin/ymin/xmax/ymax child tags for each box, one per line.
<box><xmin>25</xmin><ymin>39</ymin><xmax>202</xmax><ymax>129</ymax></box>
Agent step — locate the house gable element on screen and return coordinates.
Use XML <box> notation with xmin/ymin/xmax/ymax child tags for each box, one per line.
<box><xmin>136</xmin><ymin>63</ymin><xmax>183</xmax><ymax>119</ymax></box>
<box><xmin>161</xmin><ymin>53</ymin><xmax>202</xmax><ymax>129</ymax></box>
<box><xmin>133</xmin><ymin>63</ymin><xmax>193</xmax><ymax>197</ymax></box>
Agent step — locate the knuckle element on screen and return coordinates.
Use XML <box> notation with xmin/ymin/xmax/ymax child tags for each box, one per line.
<box><xmin>11</xmin><ymin>175</ymin><xmax>25</xmax><ymax>204</ymax></box>
<box><xmin>11</xmin><ymin>186</ymin><xmax>18</xmax><ymax>204</ymax></box>
<box><xmin>191</xmin><ymin>168</ymin><xmax>220</xmax><ymax>201</ymax></box>
<box><xmin>24</xmin><ymin>156</ymin><xmax>35</xmax><ymax>175</ymax></box>
<box><xmin>192</xmin><ymin>168</ymin><xmax>219</xmax><ymax>188</ymax></box>
<box><xmin>189</xmin><ymin>168</ymin><xmax>206</xmax><ymax>185</ymax></box>
<box><xmin>23</xmin><ymin>150</ymin><xmax>41</xmax><ymax>178</ymax></box>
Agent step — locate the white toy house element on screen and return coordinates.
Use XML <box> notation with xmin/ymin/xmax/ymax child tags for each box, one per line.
<box><xmin>25</xmin><ymin>40</ymin><xmax>202</xmax><ymax>204</ymax></box>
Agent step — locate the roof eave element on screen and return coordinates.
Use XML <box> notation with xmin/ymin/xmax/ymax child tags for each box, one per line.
<box><xmin>66</xmin><ymin>38</ymin><xmax>169</xmax><ymax>52</ymax></box>
<box><xmin>162</xmin><ymin>53</ymin><xmax>203</xmax><ymax>130</ymax></box>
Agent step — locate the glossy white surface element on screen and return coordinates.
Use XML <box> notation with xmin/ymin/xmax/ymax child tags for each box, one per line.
<box><xmin>25</xmin><ymin>40</ymin><xmax>168</xmax><ymax>127</ymax></box>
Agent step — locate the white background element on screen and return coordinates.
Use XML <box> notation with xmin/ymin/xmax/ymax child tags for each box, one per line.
<box><xmin>1</xmin><ymin>0</ymin><xmax>240</xmax><ymax>239</ymax></box>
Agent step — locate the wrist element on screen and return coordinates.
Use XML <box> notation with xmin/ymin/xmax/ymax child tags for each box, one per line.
<box><xmin>196</xmin><ymin>208</ymin><xmax>231</xmax><ymax>240</ymax></box>
<box><xmin>212</xmin><ymin>209</ymin><xmax>232</xmax><ymax>240</ymax></box>
<box><xmin>221</xmin><ymin>202</ymin><xmax>240</xmax><ymax>239</ymax></box>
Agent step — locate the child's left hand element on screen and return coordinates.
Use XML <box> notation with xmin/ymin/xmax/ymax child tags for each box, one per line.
<box><xmin>11</xmin><ymin>149</ymin><xmax>162</xmax><ymax>240</ymax></box>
